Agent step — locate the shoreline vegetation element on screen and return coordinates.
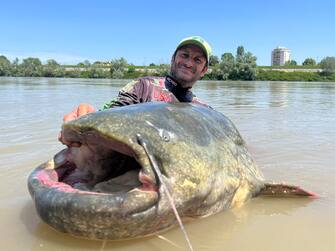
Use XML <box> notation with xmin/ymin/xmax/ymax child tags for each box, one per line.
<box><xmin>1</xmin><ymin>47</ymin><xmax>335</xmax><ymax>82</ymax></box>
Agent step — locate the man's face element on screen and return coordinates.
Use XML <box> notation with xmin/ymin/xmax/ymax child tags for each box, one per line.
<box><xmin>170</xmin><ymin>44</ymin><xmax>208</xmax><ymax>88</ymax></box>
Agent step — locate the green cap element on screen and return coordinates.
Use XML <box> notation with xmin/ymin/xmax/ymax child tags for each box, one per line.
<box><xmin>176</xmin><ymin>36</ymin><xmax>212</xmax><ymax>64</ymax></box>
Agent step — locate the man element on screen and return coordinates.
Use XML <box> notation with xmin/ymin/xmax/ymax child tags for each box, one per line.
<box><xmin>60</xmin><ymin>36</ymin><xmax>212</xmax><ymax>144</ymax></box>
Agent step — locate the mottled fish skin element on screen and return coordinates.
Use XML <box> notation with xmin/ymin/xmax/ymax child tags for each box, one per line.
<box><xmin>28</xmin><ymin>102</ymin><xmax>265</xmax><ymax>240</ymax></box>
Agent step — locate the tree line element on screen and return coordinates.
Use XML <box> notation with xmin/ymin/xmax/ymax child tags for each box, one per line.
<box><xmin>0</xmin><ymin>55</ymin><xmax>170</xmax><ymax>79</ymax></box>
<box><xmin>205</xmin><ymin>46</ymin><xmax>257</xmax><ymax>80</ymax></box>
<box><xmin>255</xmin><ymin>56</ymin><xmax>335</xmax><ymax>81</ymax></box>
<box><xmin>1</xmin><ymin>50</ymin><xmax>334</xmax><ymax>81</ymax></box>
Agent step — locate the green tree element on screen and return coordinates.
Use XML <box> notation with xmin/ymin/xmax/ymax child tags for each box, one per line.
<box><xmin>11</xmin><ymin>58</ymin><xmax>20</xmax><ymax>76</ymax></box>
<box><xmin>110</xmin><ymin>57</ymin><xmax>128</xmax><ymax>79</ymax></box>
<box><xmin>156</xmin><ymin>64</ymin><xmax>170</xmax><ymax>76</ymax></box>
<box><xmin>209</xmin><ymin>55</ymin><xmax>219</xmax><ymax>66</ymax></box>
<box><xmin>302</xmin><ymin>58</ymin><xmax>316</xmax><ymax>66</ymax></box>
<box><xmin>83</xmin><ymin>60</ymin><xmax>91</xmax><ymax>67</ymax></box>
<box><xmin>231</xmin><ymin>46</ymin><xmax>257</xmax><ymax>80</ymax></box>
<box><xmin>42</xmin><ymin>59</ymin><xmax>65</xmax><ymax>77</ymax></box>
<box><xmin>218</xmin><ymin>53</ymin><xmax>235</xmax><ymax>80</ymax></box>
<box><xmin>236</xmin><ymin>46</ymin><xmax>245</xmax><ymax>63</ymax></box>
<box><xmin>242</xmin><ymin>52</ymin><xmax>258</xmax><ymax>79</ymax></box>
<box><xmin>77</xmin><ymin>60</ymin><xmax>91</xmax><ymax>67</ymax></box>
<box><xmin>206</xmin><ymin>64</ymin><xmax>223</xmax><ymax>80</ymax></box>
<box><xmin>221</xmin><ymin>53</ymin><xmax>235</xmax><ymax>64</ymax></box>
<box><xmin>46</xmin><ymin>59</ymin><xmax>59</xmax><ymax>66</ymax></box>
<box><xmin>0</xmin><ymin>55</ymin><xmax>11</xmax><ymax>76</ymax></box>
<box><xmin>285</xmin><ymin>60</ymin><xmax>298</xmax><ymax>66</ymax></box>
<box><xmin>85</xmin><ymin>66</ymin><xmax>109</xmax><ymax>78</ymax></box>
<box><xmin>20</xmin><ymin>57</ymin><xmax>43</xmax><ymax>77</ymax></box>
<box><xmin>127</xmin><ymin>64</ymin><xmax>136</xmax><ymax>73</ymax></box>
<box><xmin>319</xmin><ymin>57</ymin><xmax>335</xmax><ymax>75</ymax></box>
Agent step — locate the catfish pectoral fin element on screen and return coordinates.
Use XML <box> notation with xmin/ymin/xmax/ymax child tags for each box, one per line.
<box><xmin>259</xmin><ymin>183</ymin><xmax>319</xmax><ymax>198</ymax></box>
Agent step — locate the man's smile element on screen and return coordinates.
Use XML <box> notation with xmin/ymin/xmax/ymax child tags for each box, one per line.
<box><xmin>179</xmin><ymin>65</ymin><xmax>195</xmax><ymax>74</ymax></box>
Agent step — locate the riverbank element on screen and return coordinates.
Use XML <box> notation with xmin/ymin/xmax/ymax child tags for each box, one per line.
<box><xmin>1</xmin><ymin>63</ymin><xmax>335</xmax><ymax>82</ymax></box>
<box><xmin>255</xmin><ymin>70</ymin><xmax>335</xmax><ymax>82</ymax></box>
<box><xmin>62</xmin><ymin>66</ymin><xmax>335</xmax><ymax>82</ymax></box>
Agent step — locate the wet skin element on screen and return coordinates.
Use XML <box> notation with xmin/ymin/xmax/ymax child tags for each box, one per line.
<box><xmin>28</xmin><ymin>103</ymin><xmax>266</xmax><ymax>239</ymax></box>
<box><xmin>28</xmin><ymin>103</ymin><xmax>315</xmax><ymax>240</ymax></box>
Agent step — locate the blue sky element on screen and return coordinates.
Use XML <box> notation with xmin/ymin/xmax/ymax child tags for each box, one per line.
<box><xmin>1</xmin><ymin>0</ymin><xmax>334</xmax><ymax>66</ymax></box>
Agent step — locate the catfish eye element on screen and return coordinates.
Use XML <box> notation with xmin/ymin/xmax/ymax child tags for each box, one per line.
<box><xmin>161</xmin><ymin>130</ymin><xmax>170</xmax><ymax>142</ymax></box>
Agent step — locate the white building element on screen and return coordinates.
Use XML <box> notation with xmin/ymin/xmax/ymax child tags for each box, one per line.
<box><xmin>271</xmin><ymin>46</ymin><xmax>291</xmax><ymax>66</ymax></box>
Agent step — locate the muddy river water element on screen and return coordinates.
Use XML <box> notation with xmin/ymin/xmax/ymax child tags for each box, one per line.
<box><xmin>0</xmin><ymin>77</ymin><xmax>334</xmax><ymax>251</ymax></box>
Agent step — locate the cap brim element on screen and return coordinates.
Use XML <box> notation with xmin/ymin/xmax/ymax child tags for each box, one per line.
<box><xmin>177</xmin><ymin>40</ymin><xmax>209</xmax><ymax>62</ymax></box>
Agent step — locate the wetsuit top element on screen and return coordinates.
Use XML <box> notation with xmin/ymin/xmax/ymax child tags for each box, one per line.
<box><xmin>101</xmin><ymin>75</ymin><xmax>210</xmax><ymax>109</ymax></box>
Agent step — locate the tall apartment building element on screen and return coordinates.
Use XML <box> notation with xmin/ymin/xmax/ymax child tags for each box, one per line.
<box><xmin>271</xmin><ymin>46</ymin><xmax>291</xmax><ymax>66</ymax></box>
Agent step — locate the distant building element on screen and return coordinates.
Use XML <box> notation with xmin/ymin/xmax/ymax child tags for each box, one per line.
<box><xmin>271</xmin><ymin>46</ymin><xmax>291</xmax><ymax>66</ymax></box>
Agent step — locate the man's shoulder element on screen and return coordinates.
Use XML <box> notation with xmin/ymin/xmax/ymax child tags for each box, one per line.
<box><xmin>138</xmin><ymin>76</ymin><xmax>165</xmax><ymax>87</ymax></box>
<box><xmin>122</xmin><ymin>76</ymin><xmax>165</xmax><ymax>88</ymax></box>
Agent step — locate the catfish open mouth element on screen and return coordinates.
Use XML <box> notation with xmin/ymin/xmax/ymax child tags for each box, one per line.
<box><xmin>53</xmin><ymin>131</ymin><xmax>159</xmax><ymax>195</ymax></box>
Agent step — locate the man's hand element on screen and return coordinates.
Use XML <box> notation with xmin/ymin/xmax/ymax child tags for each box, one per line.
<box><xmin>63</xmin><ymin>103</ymin><xmax>96</xmax><ymax>122</ymax></box>
<box><xmin>59</xmin><ymin>103</ymin><xmax>96</xmax><ymax>145</ymax></box>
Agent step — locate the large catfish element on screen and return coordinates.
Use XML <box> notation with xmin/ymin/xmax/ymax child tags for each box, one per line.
<box><xmin>28</xmin><ymin>102</ymin><xmax>315</xmax><ymax>240</ymax></box>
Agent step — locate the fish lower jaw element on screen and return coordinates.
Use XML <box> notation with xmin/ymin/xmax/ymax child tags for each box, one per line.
<box><xmin>137</xmin><ymin>183</ymin><xmax>159</xmax><ymax>192</ymax></box>
<box><xmin>138</xmin><ymin>171</ymin><xmax>158</xmax><ymax>192</ymax></box>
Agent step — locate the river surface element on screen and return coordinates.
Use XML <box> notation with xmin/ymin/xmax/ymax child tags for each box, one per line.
<box><xmin>0</xmin><ymin>77</ymin><xmax>334</xmax><ymax>251</ymax></box>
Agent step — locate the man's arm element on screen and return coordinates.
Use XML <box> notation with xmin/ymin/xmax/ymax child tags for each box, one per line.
<box><xmin>59</xmin><ymin>79</ymin><xmax>147</xmax><ymax>145</ymax></box>
<box><xmin>101</xmin><ymin>79</ymin><xmax>148</xmax><ymax>109</ymax></box>
<box><xmin>62</xmin><ymin>78</ymin><xmax>147</xmax><ymax>123</ymax></box>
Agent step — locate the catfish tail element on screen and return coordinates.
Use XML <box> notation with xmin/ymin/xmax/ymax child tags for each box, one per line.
<box><xmin>259</xmin><ymin>183</ymin><xmax>318</xmax><ymax>198</ymax></box>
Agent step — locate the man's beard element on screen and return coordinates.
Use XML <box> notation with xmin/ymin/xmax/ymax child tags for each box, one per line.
<box><xmin>169</xmin><ymin>63</ymin><xmax>198</xmax><ymax>89</ymax></box>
